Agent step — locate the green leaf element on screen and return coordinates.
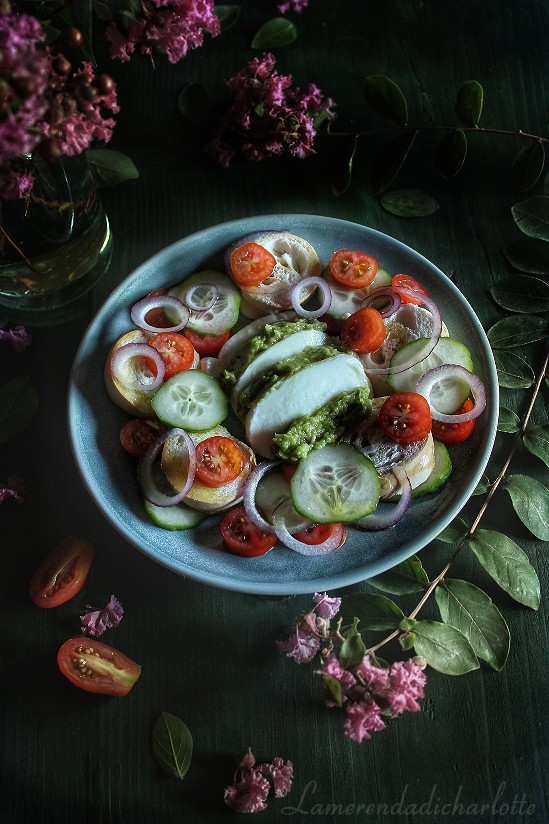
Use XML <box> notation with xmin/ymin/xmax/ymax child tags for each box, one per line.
<box><xmin>151</xmin><ymin>712</ymin><xmax>193</xmax><ymax>780</ymax></box>
<box><xmin>524</xmin><ymin>424</ymin><xmax>549</xmax><ymax>468</ymax></box>
<box><xmin>214</xmin><ymin>4</ymin><xmax>241</xmax><ymax>31</ymax></box>
<box><xmin>177</xmin><ymin>83</ymin><xmax>211</xmax><ymax>124</ymax></box>
<box><xmin>503</xmin><ymin>237</ymin><xmax>549</xmax><ymax>276</ymax></box>
<box><xmin>455</xmin><ymin>80</ymin><xmax>483</xmax><ymax>128</ymax></box>
<box><xmin>329</xmin><ymin>134</ymin><xmax>358</xmax><ymax>197</ymax></box>
<box><xmin>363</xmin><ymin>75</ymin><xmax>408</xmax><ymax>126</ymax></box>
<box><xmin>512</xmin><ymin>195</ymin><xmax>549</xmax><ymax>241</ymax></box>
<box><xmin>512</xmin><ymin>142</ymin><xmax>545</xmax><ymax>192</ymax></box>
<box><xmin>413</xmin><ymin>620</ymin><xmax>480</xmax><ymax>675</ymax></box>
<box><xmin>493</xmin><ymin>350</ymin><xmax>535</xmax><ymax>389</ymax></box>
<box><xmin>251</xmin><ymin>17</ymin><xmax>297</xmax><ymax>49</ymax></box>
<box><xmin>380</xmin><ymin>188</ymin><xmax>439</xmax><ymax>217</ymax></box>
<box><xmin>435</xmin><ymin>579</ymin><xmax>510</xmax><ymax>670</ymax></box>
<box><xmin>498</xmin><ymin>405</ymin><xmax>520</xmax><ymax>433</ymax></box>
<box><xmin>86</xmin><ymin>149</ymin><xmax>139</xmax><ymax>188</ymax></box>
<box><xmin>367</xmin><ymin>555</ymin><xmax>429</xmax><ymax>595</ymax></box>
<box><xmin>490</xmin><ymin>275</ymin><xmax>549</xmax><ymax>314</ymax></box>
<box><xmin>0</xmin><ymin>376</ymin><xmax>39</xmax><ymax>444</ymax></box>
<box><xmin>434</xmin><ymin>129</ymin><xmax>467</xmax><ymax>179</ymax></box>
<box><xmin>399</xmin><ymin>631</ymin><xmax>416</xmax><ymax>651</ymax></box>
<box><xmin>339</xmin><ymin>592</ymin><xmax>404</xmax><ymax>631</ymax></box>
<box><xmin>371</xmin><ymin>130</ymin><xmax>417</xmax><ymax>195</ymax></box>
<box><xmin>92</xmin><ymin>0</ymin><xmax>113</xmax><ymax>21</ymax></box>
<box><xmin>473</xmin><ymin>475</ymin><xmax>490</xmax><ymax>496</ymax></box>
<box><xmin>468</xmin><ymin>528</ymin><xmax>540</xmax><ymax>609</ymax></box>
<box><xmin>487</xmin><ymin>314</ymin><xmax>549</xmax><ymax>348</ymax></box>
<box><xmin>321</xmin><ymin>674</ymin><xmax>343</xmax><ymax>707</ymax></box>
<box><xmin>436</xmin><ymin>517</ymin><xmax>469</xmax><ymax>544</ymax></box>
<box><xmin>339</xmin><ymin>628</ymin><xmax>366</xmax><ymax>670</ymax></box>
<box><xmin>503</xmin><ymin>474</ymin><xmax>549</xmax><ymax>540</ymax></box>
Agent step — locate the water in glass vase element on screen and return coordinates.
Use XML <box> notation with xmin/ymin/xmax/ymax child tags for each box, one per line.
<box><xmin>0</xmin><ymin>153</ymin><xmax>112</xmax><ymax>324</ymax></box>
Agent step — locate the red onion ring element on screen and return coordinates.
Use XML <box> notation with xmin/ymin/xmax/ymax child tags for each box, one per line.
<box><xmin>184</xmin><ymin>283</ymin><xmax>218</xmax><ymax>312</ymax></box>
<box><xmin>242</xmin><ymin>460</ymin><xmax>281</xmax><ymax>534</ymax></box>
<box><xmin>137</xmin><ymin>428</ymin><xmax>197</xmax><ymax>507</ymax></box>
<box><xmin>360</xmin><ymin>287</ymin><xmax>402</xmax><ymax>319</ymax></box>
<box><xmin>415</xmin><ymin>364</ymin><xmax>487</xmax><ymax>423</ymax></box>
<box><xmin>272</xmin><ymin>510</ymin><xmax>345</xmax><ymax>556</ymax></box>
<box><xmin>354</xmin><ymin>467</ymin><xmax>411</xmax><ymax>530</ymax></box>
<box><xmin>362</xmin><ymin>288</ymin><xmax>442</xmax><ymax>375</ymax></box>
<box><xmin>290</xmin><ymin>276</ymin><xmax>332</xmax><ymax>319</ymax></box>
<box><xmin>110</xmin><ymin>342</ymin><xmax>166</xmax><ymax>392</ymax></box>
<box><xmin>130</xmin><ymin>294</ymin><xmax>190</xmax><ymax>334</ymax></box>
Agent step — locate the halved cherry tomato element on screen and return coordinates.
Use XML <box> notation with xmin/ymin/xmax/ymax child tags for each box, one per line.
<box><xmin>392</xmin><ymin>274</ymin><xmax>428</xmax><ymax>305</ymax></box>
<box><xmin>293</xmin><ymin>523</ymin><xmax>346</xmax><ymax>546</ymax></box>
<box><xmin>119</xmin><ymin>417</ymin><xmax>166</xmax><ymax>458</ymax></box>
<box><xmin>143</xmin><ymin>288</ymin><xmax>172</xmax><ymax>328</ymax></box>
<box><xmin>329</xmin><ymin>249</ymin><xmax>378</xmax><ymax>289</ymax></box>
<box><xmin>229</xmin><ymin>242</ymin><xmax>276</xmax><ymax>288</ymax></box>
<box><xmin>431</xmin><ymin>398</ymin><xmax>476</xmax><ymax>444</ymax></box>
<box><xmin>340</xmin><ymin>307</ymin><xmax>386</xmax><ymax>353</ymax></box>
<box><xmin>282</xmin><ymin>462</ymin><xmax>297</xmax><ymax>483</ymax></box>
<box><xmin>195</xmin><ymin>436</ymin><xmax>244</xmax><ymax>488</ymax></box>
<box><xmin>183</xmin><ymin>327</ymin><xmax>231</xmax><ymax>358</ymax></box>
<box><xmin>220</xmin><ymin>505</ymin><xmax>277</xmax><ymax>557</ymax></box>
<box><xmin>57</xmin><ymin>637</ymin><xmax>141</xmax><ymax>696</ymax></box>
<box><xmin>148</xmin><ymin>331</ymin><xmax>196</xmax><ymax>379</ymax></box>
<box><xmin>29</xmin><ymin>536</ymin><xmax>94</xmax><ymax>609</ymax></box>
<box><xmin>379</xmin><ymin>391</ymin><xmax>432</xmax><ymax>444</ymax></box>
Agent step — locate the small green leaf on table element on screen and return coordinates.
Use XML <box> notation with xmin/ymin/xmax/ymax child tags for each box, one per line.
<box><xmin>152</xmin><ymin>712</ymin><xmax>193</xmax><ymax>780</ymax></box>
<box><xmin>177</xmin><ymin>83</ymin><xmax>211</xmax><ymax>123</ymax></box>
<box><xmin>455</xmin><ymin>80</ymin><xmax>483</xmax><ymax>128</ymax></box>
<box><xmin>434</xmin><ymin>129</ymin><xmax>467</xmax><ymax>179</ymax></box>
<box><xmin>490</xmin><ymin>275</ymin><xmax>549</xmax><ymax>314</ymax></box>
<box><xmin>372</xmin><ymin>131</ymin><xmax>417</xmax><ymax>195</ymax></box>
<box><xmin>468</xmin><ymin>528</ymin><xmax>540</xmax><ymax>609</ymax></box>
<box><xmin>322</xmin><ymin>674</ymin><xmax>343</xmax><ymax>707</ymax></box>
<box><xmin>251</xmin><ymin>17</ymin><xmax>297</xmax><ymax>49</ymax></box>
<box><xmin>512</xmin><ymin>195</ymin><xmax>549</xmax><ymax>241</ymax></box>
<box><xmin>86</xmin><ymin>149</ymin><xmax>139</xmax><ymax>188</ymax></box>
<box><xmin>523</xmin><ymin>424</ymin><xmax>549</xmax><ymax>468</ymax></box>
<box><xmin>0</xmin><ymin>376</ymin><xmax>39</xmax><ymax>444</ymax></box>
<box><xmin>339</xmin><ymin>622</ymin><xmax>366</xmax><ymax>670</ymax></box>
<box><xmin>413</xmin><ymin>620</ymin><xmax>480</xmax><ymax>675</ymax></box>
<box><xmin>497</xmin><ymin>405</ymin><xmax>521</xmax><ymax>433</ymax></box>
<box><xmin>493</xmin><ymin>350</ymin><xmax>534</xmax><ymax>389</ymax></box>
<box><xmin>214</xmin><ymin>5</ymin><xmax>241</xmax><ymax>30</ymax></box>
<box><xmin>363</xmin><ymin>75</ymin><xmax>408</xmax><ymax>126</ymax></box>
<box><xmin>512</xmin><ymin>142</ymin><xmax>546</xmax><ymax>192</ymax></box>
<box><xmin>380</xmin><ymin>188</ymin><xmax>439</xmax><ymax>217</ymax></box>
<box><xmin>503</xmin><ymin>474</ymin><xmax>549</xmax><ymax>540</ymax></box>
<box><xmin>330</xmin><ymin>134</ymin><xmax>358</xmax><ymax>197</ymax></box>
<box><xmin>487</xmin><ymin>314</ymin><xmax>549</xmax><ymax>349</ymax></box>
<box><xmin>367</xmin><ymin>555</ymin><xmax>429</xmax><ymax>595</ymax></box>
<box><xmin>436</xmin><ymin>517</ymin><xmax>469</xmax><ymax>544</ymax></box>
<box><xmin>503</xmin><ymin>237</ymin><xmax>549</xmax><ymax>275</ymax></box>
<box><xmin>340</xmin><ymin>592</ymin><xmax>404</xmax><ymax>631</ymax></box>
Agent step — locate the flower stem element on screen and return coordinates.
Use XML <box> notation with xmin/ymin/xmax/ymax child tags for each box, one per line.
<box><xmin>328</xmin><ymin>123</ymin><xmax>549</xmax><ymax>144</ymax></box>
<box><xmin>365</xmin><ymin>347</ymin><xmax>549</xmax><ymax>656</ymax></box>
<box><xmin>0</xmin><ymin>223</ymin><xmax>38</xmax><ymax>272</ymax></box>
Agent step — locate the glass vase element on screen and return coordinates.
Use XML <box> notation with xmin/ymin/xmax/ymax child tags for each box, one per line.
<box><xmin>0</xmin><ymin>153</ymin><xmax>112</xmax><ymax>324</ymax></box>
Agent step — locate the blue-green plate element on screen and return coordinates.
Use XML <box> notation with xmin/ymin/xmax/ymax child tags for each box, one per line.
<box><xmin>68</xmin><ymin>215</ymin><xmax>498</xmax><ymax>595</ymax></box>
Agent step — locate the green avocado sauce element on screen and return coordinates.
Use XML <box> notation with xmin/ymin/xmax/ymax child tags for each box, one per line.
<box><xmin>272</xmin><ymin>386</ymin><xmax>372</xmax><ymax>462</ymax></box>
<box><xmin>221</xmin><ymin>318</ymin><xmax>326</xmax><ymax>391</ymax></box>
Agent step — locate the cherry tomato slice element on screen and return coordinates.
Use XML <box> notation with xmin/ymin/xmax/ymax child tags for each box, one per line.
<box><xmin>57</xmin><ymin>638</ymin><xmax>141</xmax><ymax>696</ymax></box>
<box><xmin>431</xmin><ymin>399</ymin><xmax>476</xmax><ymax>444</ymax></box>
<box><xmin>183</xmin><ymin>327</ymin><xmax>231</xmax><ymax>358</ymax></box>
<box><xmin>220</xmin><ymin>505</ymin><xmax>277</xmax><ymax>557</ymax></box>
<box><xmin>195</xmin><ymin>436</ymin><xmax>244</xmax><ymax>488</ymax></box>
<box><xmin>379</xmin><ymin>391</ymin><xmax>432</xmax><ymax>444</ymax></box>
<box><xmin>340</xmin><ymin>307</ymin><xmax>386</xmax><ymax>353</ymax></box>
<box><xmin>293</xmin><ymin>523</ymin><xmax>346</xmax><ymax>546</ymax></box>
<box><xmin>329</xmin><ymin>249</ymin><xmax>378</xmax><ymax>289</ymax></box>
<box><xmin>392</xmin><ymin>274</ymin><xmax>428</xmax><ymax>305</ymax></box>
<box><xmin>119</xmin><ymin>417</ymin><xmax>166</xmax><ymax>458</ymax></box>
<box><xmin>230</xmin><ymin>242</ymin><xmax>276</xmax><ymax>288</ymax></box>
<box><xmin>148</xmin><ymin>331</ymin><xmax>196</xmax><ymax>379</ymax></box>
<box><xmin>143</xmin><ymin>288</ymin><xmax>172</xmax><ymax>328</ymax></box>
<box><xmin>29</xmin><ymin>536</ymin><xmax>94</xmax><ymax>609</ymax></box>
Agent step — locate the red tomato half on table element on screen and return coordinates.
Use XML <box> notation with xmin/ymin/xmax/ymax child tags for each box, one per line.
<box><xmin>379</xmin><ymin>391</ymin><xmax>432</xmax><ymax>445</ymax></box>
<box><xmin>329</xmin><ymin>249</ymin><xmax>378</xmax><ymax>289</ymax></box>
<box><xmin>57</xmin><ymin>638</ymin><xmax>141</xmax><ymax>696</ymax></box>
<box><xmin>220</xmin><ymin>506</ymin><xmax>277</xmax><ymax>557</ymax></box>
<box><xmin>392</xmin><ymin>274</ymin><xmax>428</xmax><ymax>305</ymax></box>
<box><xmin>148</xmin><ymin>331</ymin><xmax>196</xmax><ymax>379</ymax></box>
<box><xmin>183</xmin><ymin>327</ymin><xmax>231</xmax><ymax>358</ymax></box>
<box><xmin>29</xmin><ymin>536</ymin><xmax>94</xmax><ymax>609</ymax></box>
<box><xmin>230</xmin><ymin>242</ymin><xmax>276</xmax><ymax>288</ymax></box>
<box><xmin>195</xmin><ymin>436</ymin><xmax>244</xmax><ymax>488</ymax></box>
<box><xmin>432</xmin><ymin>399</ymin><xmax>476</xmax><ymax>444</ymax></box>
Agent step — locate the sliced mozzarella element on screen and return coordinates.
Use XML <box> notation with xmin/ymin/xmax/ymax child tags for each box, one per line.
<box><xmin>348</xmin><ymin>397</ymin><xmax>435</xmax><ymax>498</ymax></box>
<box><xmin>246</xmin><ymin>353</ymin><xmax>368</xmax><ymax>458</ymax></box>
<box><xmin>232</xmin><ymin>328</ymin><xmax>328</xmax><ymax>412</ymax></box>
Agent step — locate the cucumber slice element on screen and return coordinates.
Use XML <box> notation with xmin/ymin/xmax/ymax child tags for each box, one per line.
<box><xmin>151</xmin><ymin>370</ymin><xmax>228</xmax><ymax>430</ymax></box>
<box><xmin>411</xmin><ymin>441</ymin><xmax>452</xmax><ymax>497</ymax></box>
<box><xmin>290</xmin><ymin>444</ymin><xmax>381</xmax><ymax>523</ymax></box>
<box><xmin>144</xmin><ymin>498</ymin><xmax>207</xmax><ymax>530</ymax></box>
<box><xmin>168</xmin><ymin>270</ymin><xmax>240</xmax><ymax>335</ymax></box>
<box><xmin>324</xmin><ymin>267</ymin><xmax>392</xmax><ymax>319</ymax></box>
<box><xmin>255</xmin><ymin>472</ymin><xmax>306</xmax><ymax>531</ymax></box>
<box><xmin>388</xmin><ymin>337</ymin><xmax>474</xmax><ymax>413</ymax></box>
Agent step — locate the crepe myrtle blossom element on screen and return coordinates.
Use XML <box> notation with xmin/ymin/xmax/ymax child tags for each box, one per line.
<box><xmin>206</xmin><ymin>52</ymin><xmax>336</xmax><ymax>169</ymax></box>
<box><xmin>105</xmin><ymin>0</ymin><xmax>220</xmax><ymax>65</ymax></box>
<box><xmin>278</xmin><ymin>0</ymin><xmax>309</xmax><ymax>12</ymax></box>
<box><xmin>224</xmin><ymin>747</ymin><xmax>293</xmax><ymax>813</ymax></box>
<box><xmin>0</xmin><ymin>475</ymin><xmax>26</xmax><ymax>505</ymax></box>
<box><xmin>276</xmin><ymin>591</ymin><xmax>341</xmax><ymax>664</ymax></box>
<box><xmin>80</xmin><ymin>594</ymin><xmax>124</xmax><ymax>637</ymax></box>
<box><xmin>0</xmin><ymin>324</ymin><xmax>32</xmax><ymax>351</ymax></box>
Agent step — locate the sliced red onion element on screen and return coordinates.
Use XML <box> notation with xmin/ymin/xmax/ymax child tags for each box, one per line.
<box><xmin>242</xmin><ymin>460</ymin><xmax>281</xmax><ymax>534</ymax></box>
<box><xmin>415</xmin><ymin>364</ymin><xmax>486</xmax><ymax>423</ymax></box>
<box><xmin>184</xmin><ymin>283</ymin><xmax>218</xmax><ymax>312</ymax></box>
<box><xmin>354</xmin><ymin>468</ymin><xmax>411</xmax><ymax>530</ymax></box>
<box><xmin>130</xmin><ymin>294</ymin><xmax>190</xmax><ymax>334</ymax></box>
<box><xmin>290</xmin><ymin>276</ymin><xmax>332</xmax><ymax>319</ymax></box>
<box><xmin>363</xmin><ymin>288</ymin><xmax>442</xmax><ymax>375</ymax></box>
<box><xmin>110</xmin><ymin>342</ymin><xmax>166</xmax><ymax>392</ymax></box>
<box><xmin>137</xmin><ymin>428</ymin><xmax>197</xmax><ymax>507</ymax></box>
<box><xmin>360</xmin><ymin>287</ymin><xmax>402</xmax><ymax>319</ymax></box>
<box><xmin>272</xmin><ymin>510</ymin><xmax>345</xmax><ymax>556</ymax></box>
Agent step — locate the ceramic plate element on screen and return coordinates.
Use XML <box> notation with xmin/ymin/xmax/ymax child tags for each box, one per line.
<box><xmin>68</xmin><ymin>214</ymin><xmax>499</xmax><ymax>595</ymax></box>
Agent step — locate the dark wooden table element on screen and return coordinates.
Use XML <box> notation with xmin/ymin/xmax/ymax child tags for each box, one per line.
<box><xmin>1</xmin><ymin>1</ymin><xmax>548</xmax><ymax>822</ymax></box>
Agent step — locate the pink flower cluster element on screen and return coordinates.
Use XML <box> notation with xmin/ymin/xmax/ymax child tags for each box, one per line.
<box><xmin>0</xmin><ymin>324</ymin><xmax>32</xmax><ymax>351</ymax></box>
<box><xmin>0</xmin><ymin>475</ymin><xmax>26</xmax><ymax>505</ymax></box>
<box><xmin>278</xmin><ymin>0</ymin><xmax>309</xmax><ymax>12</ymax></box>
<box><xmin>276</xmin><ymin>591</ymin><xmax>341</xmax><ymax>663</ymax></box>
<box><xmin>105</xmin><ymin>0</ymin><xmax>220</xmax><ymax>64</ymax></box>
<box><xmin>224</xmin><ymin>748</ymin><xmax>293</xmax><ymax>814</ymax></box>
<box><xmin>81</xmin><ymin>595</ymin><xmax>124</xmax><ymax>637</ymax></box>
<box><xmin>206</xmin><ymin>52</ymin><xmax>336</xmax><ymax>169</ymax></box>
